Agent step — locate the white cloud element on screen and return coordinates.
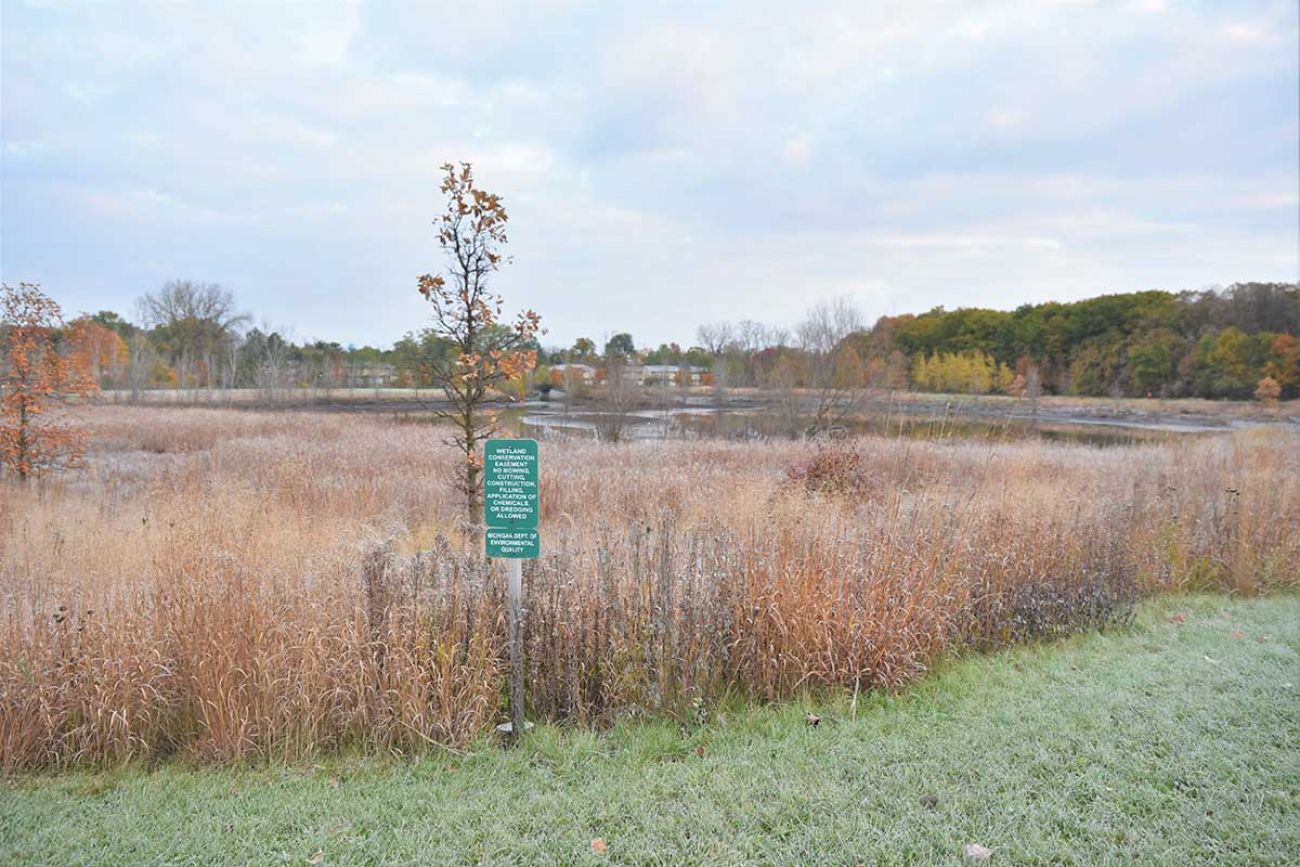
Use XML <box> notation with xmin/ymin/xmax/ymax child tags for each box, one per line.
<box><xmin>987</xmin><ymin>109</ymin><xmax>1024</xmax><ymax>132</ymax></box>
<box><xmin>3</xmin><ymin>140</ymin><xmax>48</xmax><ymax>157</ymax></box>
<box><xmin>780</xmin><ymin>135</ymin><xmax>813</xmax><ymax>168</ymax></box>
<box><xmin>870</xmin><ymin>234</ymin><xmax>1064</xmax><ymax>250</ymax></box>
<box><xmin>1222</xmin><ymin>22</ymin><xmax>1268</xmax><ymax>44</ymax></box>
<box><xmin>1</xmin><ymin>0</ymin><xmax>1295</xmax><ymax>346</ymax></box>
<box><xmin>473</xmin><ymin>144</ymin><xmax>556</xmax><ymax>177</ymax></box>
<box><xmin>295</xmin><ymin>1</ymin><xmax>361</xmax><ymax>67</ymax></box>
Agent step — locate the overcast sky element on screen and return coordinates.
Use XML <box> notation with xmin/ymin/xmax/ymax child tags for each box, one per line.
<box><xmin>2</xmin><ymin>0</ymin><xmax>1297</xmax><ymax>349</ymax></box>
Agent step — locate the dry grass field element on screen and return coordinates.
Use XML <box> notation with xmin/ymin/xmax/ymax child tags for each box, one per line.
<box><xmin>2</xmin><ymin>406</ymin><xmax>1297</xmax><ymax>771</ymax></box>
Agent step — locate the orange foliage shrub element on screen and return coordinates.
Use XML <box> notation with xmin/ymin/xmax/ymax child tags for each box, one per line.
<box><xmin>1254</xmin><ymin>376</ymin><xmax>1281</xmax><ymax>406</ymax></box>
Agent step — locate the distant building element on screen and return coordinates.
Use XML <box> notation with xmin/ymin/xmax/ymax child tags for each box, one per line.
<box><xmin>553</xmin><ymin>362</ymin><xmax>706</xmax><ymax>388</ymax></box>
<box><xmin>637</xmin><ymin>364</ymin><xmax>706</xmax><ymax>385</ymax></box>
<box><xmin>346</xmin><ymin>362</ymin><xmax>396</xmax><ymax>388</ymax></box>
<box><xmin>550</xmin><ymin>363</ymin><xmax>597</xmax><ymax>385</ymax></box>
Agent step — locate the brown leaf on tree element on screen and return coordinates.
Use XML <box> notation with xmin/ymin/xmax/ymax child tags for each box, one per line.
<box><xmin>1</xmin><ymin>282</ymin><xmax>98</xmax><ymax>479</ymax></box>
<box><xmin>414</xmin><ymin>163</ymin><xmax>542</xmax><ymax>523</ymax></box>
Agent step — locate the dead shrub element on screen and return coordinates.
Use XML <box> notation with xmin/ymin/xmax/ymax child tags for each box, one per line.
<box><xmin>784</xmin><ymin>443</ymin><xmax>873</xmax><ymax>496</ymax></box>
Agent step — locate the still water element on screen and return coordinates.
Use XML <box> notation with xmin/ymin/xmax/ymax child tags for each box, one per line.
<box><xmin>492</xmin><ymin>400</ymin><xmax>1227</xmax><ymax>447</ymax></box>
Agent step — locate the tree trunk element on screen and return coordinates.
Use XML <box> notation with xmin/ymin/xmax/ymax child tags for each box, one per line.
<box><xmin>16</xmin><ymin>400</ymin><xmax>29</xmax><ymax>480</ymax></box>
<box><xmin>464</xmin><ymin>410</ymin><xmax>483</xmax><ymax>526</ymax></box>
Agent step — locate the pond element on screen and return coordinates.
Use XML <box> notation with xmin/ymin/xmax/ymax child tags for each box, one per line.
<box><xmin>494</xmin><ymin>399</ymin><xmax>1229</xmax><ymax>447</ymax></box>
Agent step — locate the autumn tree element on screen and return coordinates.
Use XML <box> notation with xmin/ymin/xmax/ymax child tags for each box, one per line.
<box><xmin>418</xmin><ymin>162</ymin><xmax>542</xmax><ymax>523</ymax></box>
<box><xmin>68</xmin><ymin>317</ymin><xmax>128</xmax><ymax>387</ymax></box>
<box><xmin>911</xmin><ymin>349</ymin><xmax>1016</xmax><ymax>395</ymax></box>
<box><xmin>1</xmin><ymin>283</ymin><xmax>97</xmax><ymax>480</ymax></box>
<box><xmin>1263</xmin><ymin>333</ymin><xmax>1299</xmax><ymax>396</ymax></box>
<box><xmin>1254</xmin><ymin>376</ymin><xmax>1281</xmax><ymax>408</ymax></box>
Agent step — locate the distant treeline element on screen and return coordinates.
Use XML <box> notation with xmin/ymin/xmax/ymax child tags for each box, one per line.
<box><xmin>43</xmin><ymin>280</ymin><xmax>457</xmax><ymax>394</ymax></box>
<box><xmin>854</xmin><ymin>282</ymin><xmax>1299</xmax><ymax>399</ymax></box>
<box><xmin>18</xmin><ymin>279</ymin><xmax>1298</xmax><ymax>401</ymax></box>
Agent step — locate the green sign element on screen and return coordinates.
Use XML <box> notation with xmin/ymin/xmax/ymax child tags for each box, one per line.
<box><xmin>485</xmin><ymin>527</ymin><xmax>541</xmax><ymax>559</ymax></box>
<box><xmin>484</xmin><ymin>438</ymin><xmax>540</xmax><ymax>560</ymax></box>
<box><xmin>484</xmin><ymin>439</ymin><xmax>539</xmax><ymax>530</ymax></box>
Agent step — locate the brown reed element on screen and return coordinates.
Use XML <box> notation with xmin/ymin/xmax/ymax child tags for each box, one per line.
<box><xmin>1</xmin><ymin>406</ymin><xmax>1296</xmax><ymax>771</ymax></box>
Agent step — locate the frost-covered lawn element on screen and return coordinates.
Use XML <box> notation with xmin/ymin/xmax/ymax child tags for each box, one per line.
<box><xmin>4</xmin><ymin>593</ymin><xmax>1297</xmax><ymax>866</ymax></box>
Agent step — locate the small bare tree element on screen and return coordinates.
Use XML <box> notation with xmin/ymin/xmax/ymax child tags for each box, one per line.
<box><xmin>766</xmin><ymin>349</ymin><xmax>807</xmax><ymax>439</ymax></box>
<box><xmin>1025</xmin><ymin>362</ymin><xmax>1042</xmax><ymax>425</ymax></box>
<box><xmin>594</xmin><ymin>353</ymin><xmax>639</xmax><ymax>443</ymax></box>
<box><xmin>418</xmin><ymin>162</ymin><xmax>541</xmax><ymax>523</ymax></box>
<box><xmin>221</xmin><ymin>338</ymin><xmax>240</xmax><ymax>393</ymax></box>
<box><xmin>696</xmin><ymin>321</ymin><xmax>734</xmax><ymax>402</ymax></box>
<box><xmin>732</xmin><ymin>319</ymin><xmax>771</xmax><ymax>386</ymax></box>
<box><xmin>126</xmin><ymin>332</ymin><xmax>156</xmax><ymax>401</ymax></box>
<box><xmin>257</xmin><ymin>327</ymin><xmax>291</xmax><ymax>401</ymax></box>
<box><xmin>797</xmin><ymin>297</ymin><xmax>865</xmax><ymax>436</ymax></box>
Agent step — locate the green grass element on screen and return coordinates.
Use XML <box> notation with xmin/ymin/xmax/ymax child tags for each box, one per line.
<box><xmin>3</xmin><ymin>594</ymin><xmax>1298</xmax><ymax>866</ymax></box>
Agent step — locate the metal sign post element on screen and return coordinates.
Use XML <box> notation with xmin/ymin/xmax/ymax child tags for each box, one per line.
<box><xmin>483</xmin><ymin>438</ymin><xmax>539</xmax><ymax>741</ymax></box>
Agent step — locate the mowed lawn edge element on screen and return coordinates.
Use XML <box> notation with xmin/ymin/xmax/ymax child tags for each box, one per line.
<box><xmin>3</xmin><ymin>593</ymin><xmax>1297</xmax><ymax>867</ymax></box>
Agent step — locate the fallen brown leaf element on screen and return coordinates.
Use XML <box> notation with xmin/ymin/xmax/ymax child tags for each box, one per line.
<box><xmin>964</xmin><ymin>842</ymin><xmax>993</xmax><ymax>860</ymax></box>
<box><xmin>306</xmin><ymin>850</ymin><xmax>324</xmax><ymax>865</ymax></box>
<box><xmin>1168</xmin><ymin>612</ymin><xmax>1187</xmax><ymax>623</ymax></box>
<box><xmin>591</xmin><ymin>838</ymin><xmax>608</xmax><ymax>855</ymax></box>
<box><xmin>805</xmin><ymin>713</ymin><xmax>821</xmax><ymax>728</ymax></box>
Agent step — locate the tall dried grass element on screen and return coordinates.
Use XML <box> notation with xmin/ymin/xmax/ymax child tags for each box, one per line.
<box><xmin>1</xmin><ymin>406</ymin><xmax>1296</xmax><ymax>770</ymax></box>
